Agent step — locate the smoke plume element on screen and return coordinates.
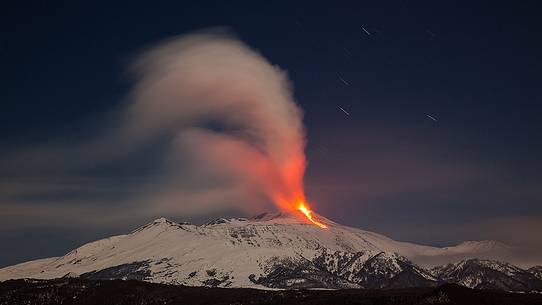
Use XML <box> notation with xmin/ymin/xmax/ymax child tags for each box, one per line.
<box><xmin>0</xmin><ymin>30</ymin><xmax>309</xmax><ymax>224</ymax></box>
<box><xmin>121</xmin><ymin>30</ymin><xmax>307</xmax><ymax>213</ymax></box>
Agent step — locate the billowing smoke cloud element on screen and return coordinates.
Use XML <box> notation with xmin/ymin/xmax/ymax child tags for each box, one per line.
<box><xmin>119</xmin><ymin>30</ymin><xmax>307</xmax><ymax>213</ymax></box>
<box><xmin>0</xmin><ymin>29</ymin><xmax>309</xmax><ymax>224</ymax></box>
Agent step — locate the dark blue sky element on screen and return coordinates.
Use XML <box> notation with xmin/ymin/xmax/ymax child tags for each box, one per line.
<box><xmin>1</xmin><ymin>1</ymin><xmax>541</xmax><ymax>267</ymax></box>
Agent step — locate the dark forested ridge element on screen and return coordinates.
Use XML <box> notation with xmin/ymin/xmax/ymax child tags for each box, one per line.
<box><xmin>1</xmin><ymin>278</ymin><xmax>542</xmax><ymax>305</ymax></box>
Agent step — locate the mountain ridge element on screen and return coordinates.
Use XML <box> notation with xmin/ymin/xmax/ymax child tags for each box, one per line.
<box><xmin>0</xmin><ymin>214</ymin><xmax>538</xmax><ymax>290</ymax></box>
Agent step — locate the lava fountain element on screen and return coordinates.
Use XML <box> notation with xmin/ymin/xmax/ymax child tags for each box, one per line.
<box><xmin>274</xmin><ymin>196</ymin><xmax>328</xmax><ymax>229</ymax></box>
<box><xmin>298</xmin><ymin>201</ymin><xmax>328</xmax><ymax>229</ymax></box>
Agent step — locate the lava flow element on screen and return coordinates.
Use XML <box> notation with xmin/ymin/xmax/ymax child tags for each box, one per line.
<box><xmin>298</xmin><ymin>201</ymin><xmax>328</xmax><ymax>229</ymax></box>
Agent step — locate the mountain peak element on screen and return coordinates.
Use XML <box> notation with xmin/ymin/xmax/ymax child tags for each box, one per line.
<box><xmin>147</xmin><ymin>217</ymin><xmax>182</xmax><ymax>227</ymax></box>
<box><xmin>433</xmin><ymin>257</ymin><xmax>542</xmax><ymax>291</ymax></box>
<box><xmin>154</xmin><ymin>217</ymin><xmax>173</xmax><ymax>224</ymax></box>
<box><xmin>130</xmin><ymin>217</ymin><xmax>184</xmax><ymax>234</ymax></box>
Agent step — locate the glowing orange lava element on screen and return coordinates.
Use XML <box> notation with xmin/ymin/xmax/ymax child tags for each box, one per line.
<box><xmin>298</xmin><ymin>201</ymin><xmax>328</xmax><ymax>229</ymax></box>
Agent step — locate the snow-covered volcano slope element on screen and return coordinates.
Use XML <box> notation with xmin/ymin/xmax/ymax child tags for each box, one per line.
<box><xmin>0</xmin><ymin>212</ymin><xmax>516</xmax><ymax>289</ymax></box>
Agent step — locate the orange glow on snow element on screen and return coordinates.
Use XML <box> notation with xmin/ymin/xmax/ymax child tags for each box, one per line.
<box><xmin>298</xmin><ymin>201</ymin><xmax>328</xmax><ymax>229</ymax></box>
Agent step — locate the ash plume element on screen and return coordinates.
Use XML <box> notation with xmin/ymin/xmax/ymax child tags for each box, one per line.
<box><xmin>121</xmin><ymin>30</ymin><xmax>308</xmax><ymax>213</ymax></box>
<box><xmin>0</xmin><ymin>30</ymin><xmax>309</xmax><ymax>223</ymax></box>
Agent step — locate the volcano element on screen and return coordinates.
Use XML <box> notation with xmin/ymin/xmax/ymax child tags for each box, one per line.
<box><xmin>1</xmin><ymin>213</ymin><xmax>540</xmax><ymax>290</ymax></box>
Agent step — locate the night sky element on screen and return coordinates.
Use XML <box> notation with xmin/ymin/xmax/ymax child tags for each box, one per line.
<box><xmin>1</xmin><ymin>1</ymin><xmax>542</xmax><ymax>267</ymax></box>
